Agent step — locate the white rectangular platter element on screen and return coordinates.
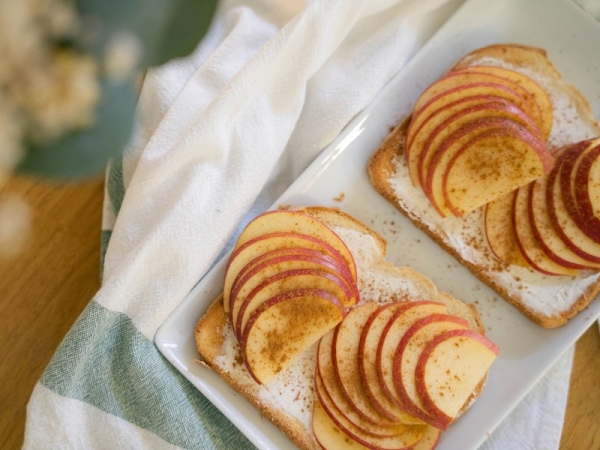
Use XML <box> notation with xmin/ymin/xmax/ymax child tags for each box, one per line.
<box><xmin>155</xmin><ymin>0</ymin><xmax>600</xmax><ymax>448</ymax></box>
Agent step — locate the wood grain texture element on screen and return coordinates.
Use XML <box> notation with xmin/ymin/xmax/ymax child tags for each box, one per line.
<box><xmin>560</xmin><ymin>324</ymin><xmax>600</xmax><ymax>450</ymax></box>
<box><xmin>0</xmin><ymin>175</ymin><xmax>598</xmax><ymax>450</ymax></box>
<box><xmin>0</xmin><ymin>175</ymin><xmax>104</xmax><ymax>450</ymax></box>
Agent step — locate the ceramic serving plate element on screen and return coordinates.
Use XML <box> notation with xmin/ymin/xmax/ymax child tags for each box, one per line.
<box><xmin>155</xmin><ymin>0</ymin><xmax>600</xmax><ymax>448</ymax></box>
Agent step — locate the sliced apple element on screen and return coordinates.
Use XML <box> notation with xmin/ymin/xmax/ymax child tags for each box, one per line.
<box><xmin>242</xmin><ymin>288</ymin><xmax>345</xmax><ymax>384</ymax></box>
<box><xmin>530</xmin><ymin>174</ymin><xmax>600</xmax><ymax>270</ymax></box>
<box><xmin>312</xmin><ymin>400</ymin><xmax>370</xmax><ymax>450</ymax></box>
<box><xmin>232</xmin><ymin>210</ymin><xmax>356</xmax><ymax>280</ymax></box>
<box><xmin>484</xmin><ymin>190</ymin><xmax>530</xmax><ymax>268</ymax></box>
<box><xmin>557</xmin><ymin>140</ymin><xmax>598</xmax><ymax>240</ymax></box>
<box><xmin>570</xmin><ymin>141</ymin><xmax>600</xmax><ymax>242</ymax></box>
<box><xmin>230</xmin><ymin>251</ymin><xmax>357</xmax><ymax>325</ymax></box>
<box><xmin>332</xmin><ymin>302</ymin><xmax>401</xmax><ymax>427</ymax></box>
<box><xmin>223</xmin><ymin>232</ymin><xmax>352</xmax><ymax>313</ymax></box>
<box><xmin>392</xmin><ymin>314</ymin><xmax>469</xmax><ymax>428</ymax></box>
<box><xmin>233</xmin><ymin>247</ymin><xmax>354</xmax><ymax>296</ymax></box>
<box><xmin>358</xmin><ymin>303</ymin><xmax>427</xmax><ymax>425</ymax></box>
<box><xmin>451</xmin><ymin>66</ymin><xmax>552</xmax><ymax>140</ymax></box>
<box><xmin>513</xmin><ymin>184</ymin><xmax>578</xmax><ymax>276</ymax></box>
<box><xmin>405</xmin><ymin>84</ymin><xmax>532</xmax><ymax>182</ymax></box>
<box><xmin>317</xmin><ymin>330</ymin><xmax>411</xmax><ymax>438</ymax></box>
<box><xmin>415</xmin><ymin>329</ymin><xmax>498</xmax><ymax>431</ymax></box>
<box><xmin>411</xmin><ymin>425</ymin><xmax>441</xmax><ymax>450</ymax></box>
<box><xmin>413</xmin><ymin>73</ymin><xmax>536</xmax><ymax>120</ymax></box>
<box><xmin>234</xmin><ymin>269</ymin><xmax>354</xmax><ymax>340</ymax></box>
<box><xmin>408</xmin><ymin>94</ymin><xmax>536</xmax><ymax>189</ymax></box>
<box><xmin>418</xmin><ymin>100</ymin><xmax>540</xmax><ymax>190</ymax></box>
<box><xmin>443</xmin><ymin>125</ymin><xmax>552</xmax><ymax>216</ymax></box>
<box><xmin>407</xmin><ymin>95</ymin><xmax>525</xmax><ymax>186</ymax></box>
<box><xmin>407</xmin><ymin>82</ymin><xmax>536</xmax><ymax>188</ymax></box>
<box><xmin>425</xmin><ymin>118</ymin><xmax>535</xmax><ymax>217</ymax></box>
<box><xmin>406</xmin><ymin>94</ymin><xmax>509</xmax><ymax>152</ymax></box>
<box><xmin>376</xmin><ymin>301</ymin><xmax>448</xmax><ymax>423</ymax></box>
<box><xmin>547</xmin><ymin>154</ymin><xmax>600</xmax><ymax>264</ymax></box>
<box><xmin>314</xmin><ymin>365</ymin><xmax>427</xmax><ymax>449</ymax></box>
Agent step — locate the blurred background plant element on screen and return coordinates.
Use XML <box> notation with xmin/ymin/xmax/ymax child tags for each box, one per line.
<box><xmin>0</xmin><ymin>0</ymin><xmax>217</xmax><ymax>256</ymax></box>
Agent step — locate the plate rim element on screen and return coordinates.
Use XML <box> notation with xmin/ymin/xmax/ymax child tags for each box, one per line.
<box><xmin>155</xmin><ymin>0</ymin><xmax>600</xmax><ymax>448</ymax></box>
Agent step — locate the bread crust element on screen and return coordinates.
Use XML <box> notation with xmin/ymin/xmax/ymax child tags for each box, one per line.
<box><xmin>195</xmin><ymin>207</ymin><xmax>490</xmax><ymax>449</ymax></box>
<box><xmin>367</xmin><ymin>44</ymin><xmax>600</xmax><ymax>328</ymax></box>
<box><xmin>196</xmin><ymin>296</ymin><xmax>320</xmax><ymax>450</ymax></box>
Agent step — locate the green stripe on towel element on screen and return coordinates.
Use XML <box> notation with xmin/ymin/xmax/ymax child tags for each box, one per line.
<box><xmin>41</xmin><ymin>301</ymin><xmax>255</xmax><ymax>450</ymax></box>
<box><xmin>107</xmin><ymin>155</ymin><xmax>125</xmax><ymax>217</ymax></box>
<box><xmin>100</xmin><ymin>230</ymin><xmax>112</xmax><ymax>280</ymax></box>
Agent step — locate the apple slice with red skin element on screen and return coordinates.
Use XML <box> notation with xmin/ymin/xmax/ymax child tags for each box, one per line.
<box><xmin>232</xmin><ymin>210</ymin><xmax>356</xmax><ymax>280</ymax></box>
<box><xmin>229</xmin><ymin>251</ymin><xmax>357</xmax><ymax>327</ymax></box>
<box><xmin>513</xmin><ymin>184</ymin><xmax>578</xmax><ymax>276</ymax></box>
<box><xmin>314</xmin><ymin>362</ymin><xmax>427</xmax><ymax>449</ymax></box>
<box><xmin>241</xmin><ymin>288</ymin><xmax>345</xmax><ymax>385</ymax></box>
<box><xmin>407</xmin><ymin>95</ymin><xmax>526</xmax><ymax>185</ymax></box>
<box><xmin>417</xmin><ymin>100</ymin><xmax>541</xmax><ymax>190</ymax></box>
<box><xmin>312</xmin><ymin>400</ymin><xmax>370</xmax><ymax>450</ymax></box>
<box><xmin>223</xmin><ymin>232</ymin><xmax>352</xmax><ymax>313</ymax></box>
<box><xmin>392</xmin><ymin>314</ymin><xmax>469</xmax><ymax>428</ymax></box>
<box><xmin>230</xmin><ymin>252</ymin><xmax>356</xmax><ymax>312</ymax></box>
<box><xmin>413</xmin><ymin>73</ymin><xmax>537</xmax><ymax>121</ymax></box>
<box><xmin>530</xmin><ymin>174</ymin><xmax>600</xmax><ymax>270</ymax></box>
<box><xmin>449</xmin><ymin>66</ymin><xmax>552</xmax><ymax>140</ymax></box>
<box><xmin>313</xmin><ymin>400</ymin><xmax>441</xmax><ymax>450</ymax></box>
<box><xmin>555</xmin><ymin>140</ymin><xmax>600</xmax><ymax>242</ymax></box>
<box><xmin>407</xmin><ymin>94</ymin><xmax>512</xmax><ymax>152</ymax></box>
<box><xmin>358</xmin><ymin>303</ymin><xmax>428</xmax><ymax>425</ymax></box>
<box><xmin>575</xmin><ymin>145</ymin><xmax>600</xmax><ymax>227</ymax></box>
<box><xmin>415</xmin><ymin>329</ymin><xmax>498</xmax><ymax>431</ymax></box>
<box><xmin>405</xmin><ymin>85</ymin><xmax>525</xmax><ymax>183</ymax></box>
<box><xmin>569</xmin><ymin>141</ymin><xmax>600</xmax><ymax>242</ymax></box>
<box><xmin>407</xmin><ymin>82</ymin><xmax>536</xmax><ymax>187</ymax></box>
<box><xmin>332</xmin><ymin>302</ymin><xmax>402</xmax><ymax>427</ymax></box>
<box><xmin>234</xmin><ymin>269</ymin><xmax>354</xmax><ymax>340</ymax></box>
<box><xmin>376</xmin><ymin>302</ymin><xmax>448</xmax><ymax>423</ymax></box>
<box><xmin>409</xmin><ymin>425</ymin><xmax>441</xmax><ymax>450</ymax></box>
<box><xmin>233</xmin><ymin>247</ymin><xmax>355</xmax><ymax>299</ymax></box>
<box><xmin>317</xmin><ymin>330</ymin><xmax>413</xmax><ymax>438</ymax></box>
<box><xmin>425</xmin><ymin>118</ymin><xmax>537</xmax><ymax>217</ymax></box>
<box><xmin>484</xmin><ymin>191</ymin><xmax>530</xmax><ymax>268</ymax></box>
<box><xmin>442</xmin><ymin>125</ymin><xmax>552</xmax><ymax>217</ymax></box>
<box><xmin>547</xmin><ymin>154</ymin><xmax>600</xmax><ymax>264</ymax></box>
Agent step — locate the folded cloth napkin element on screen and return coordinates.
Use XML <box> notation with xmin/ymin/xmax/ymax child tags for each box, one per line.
<box><xmin>23</xmin><ymin>0</ymin><xmax>583</xmax><ymax>448</ymax></box>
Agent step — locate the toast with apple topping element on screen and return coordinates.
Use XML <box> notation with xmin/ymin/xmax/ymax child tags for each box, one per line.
<box><xmin>368</xmin><ymin>44</ymin><xmax>600</xmax><ymax>328</ymax></box>
<box><xmin>195</xmin><ymin>206</ymin><xmax>495</xmax><ymax>450</ymax></box>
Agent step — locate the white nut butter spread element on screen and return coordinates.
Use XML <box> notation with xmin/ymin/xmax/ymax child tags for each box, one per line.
<box><xmin>212</xmin><ymin>55</ymin><xmax>600</xmax><ymax>440</ymax></box>
<box><xmin>388</xmin><ymin>56</ymin><xmax>600</xmax><ymax>319</ymax></box>
<box><xmin>214</xmin><ymin>225</ymin><xmax>437</xmax><ymax>433</ymax></box>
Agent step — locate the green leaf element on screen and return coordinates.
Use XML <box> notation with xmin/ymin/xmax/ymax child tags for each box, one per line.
<box><xmin>18</xmin><ymin>0</ymin><xmax>218</xmax><ymax>179</ymax></box>
<box><xmin>144</xmin><ymin>0</ymin><xmax>220</xmax><ymax>67</ymax></box>
<box><xmin>75</xmin><ymin>0</ymin><xmax>219</xmax><ymax>68</ymax></box>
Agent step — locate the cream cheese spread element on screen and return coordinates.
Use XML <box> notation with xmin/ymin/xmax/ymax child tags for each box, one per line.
<box><xmin>213</xmin><ymin>224</ymin><xmax>439</xmax><ymax>434</ymax></box>
<box><xmin>388</xmin><ymin>56</ymin><xmax>600</xmax><ymax>318</ymax></box>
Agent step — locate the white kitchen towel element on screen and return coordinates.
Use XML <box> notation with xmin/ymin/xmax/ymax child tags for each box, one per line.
<box><xmin>24</xmin><ymin>0</ymin><xmax>583</xmax><ymax>448</ymax></box>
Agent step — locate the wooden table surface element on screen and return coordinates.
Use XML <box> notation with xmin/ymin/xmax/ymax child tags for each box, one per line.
<box><xmin>0</xmin><ymin>174</ymin><xmax>599</xmax><ymax>450</ymax></box>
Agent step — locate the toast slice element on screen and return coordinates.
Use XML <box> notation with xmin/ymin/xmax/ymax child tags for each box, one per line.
<box><xmin>368</xmin><ymin>44</ymin><xmax>600</xmax><ymax>328</ymax></box>
<box><xmin>195</xmin><ymin>206</ymin><xmax>487</xmax><ymax>450</ymax></box>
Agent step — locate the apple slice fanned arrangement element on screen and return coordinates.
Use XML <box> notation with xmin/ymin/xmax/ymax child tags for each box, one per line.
<box><xmin>368</xmin><ymin>44</ymin><xmax>600</xmax><ymax>328</ymax></box>
<box><xmin>405</xmin><ymin>65</ymin><xmax>555</xmax><ymax>218</ymax></box>
<box><xmin>402</xmin><ymin>52</ymin><xmax>600</xmax><ymax>282</ymax></box>
<box><xmin>222</xmin><ymin>209</ymin><xmax>359</xmax><ymax>384</ymax></box>
<box><xmin>218</xmin><ymin>208</ymin><xmax>498</xmax><ymax>450</ymax></box>
<box><xmin>313</xmin><ymin>301</ymin><xmax>498</xmax><ymax>450</ymax></box>
<box><xmin>485</xmin><ymin>137</ymin><xmax>600</xmax><ymax>276</ymax></box>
